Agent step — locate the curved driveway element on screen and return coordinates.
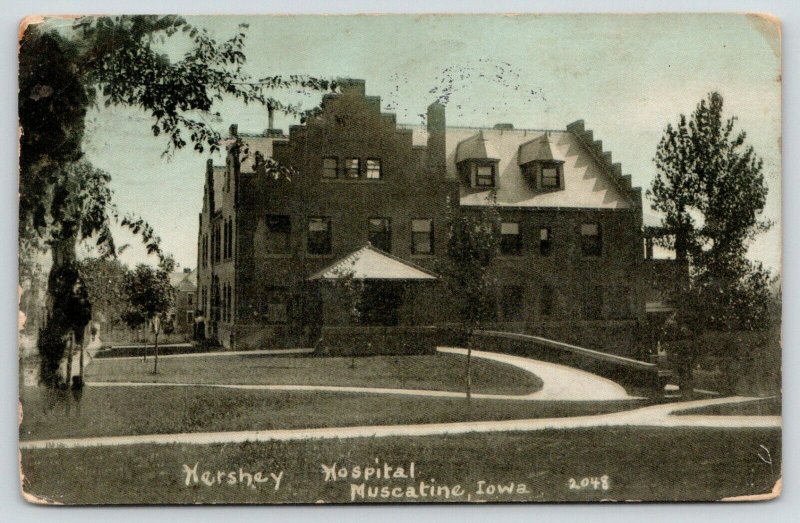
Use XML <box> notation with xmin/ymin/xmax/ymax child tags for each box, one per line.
<box><xmin>84</xmin><ymin>346</ymin><xmax>639</xmax><ymax>402</ymax></box>
<box><xmin>438</xmin><ymin>347</ymin><xmax>636</xmax><ymax>401</ymax></box>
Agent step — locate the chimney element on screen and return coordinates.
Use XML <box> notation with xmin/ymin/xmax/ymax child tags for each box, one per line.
<box><xmin>229</xmin><ymin>123</ymin><xmax>238</xmax><ymax>137</ymax></box>
<box><xmin>183</xmin><ymin>267</ymin><xmax>191</xmax><ymax>274</ymax></box>
<box><xmin>267</xmin><ymin>105</ymin><xmax>275</xmax><ymax>131</ymax></box>
<box><xmin>426</xmin><ymin>102</ymin><xmax>446</xmax><ymax>177</ymax></box>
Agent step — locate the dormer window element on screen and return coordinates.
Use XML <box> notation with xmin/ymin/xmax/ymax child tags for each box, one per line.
<box><xmin>457</xmin><ymin>160</ymin><xmax>498</xmax><ymax>188</ymax></box>
<box><xmin>541</xmin><ymin>164</ymin><xmax>561</xmax><ymax>188</ymax></box>
<box><xmin>518</xmin><ymin>133</ymin><xmax>564</xmax><ymax>191</ymax></box>
<box><xmin>455</xmin><ymin>131</ymin><xmax>500</xmax><ymax>189</ymax></box>
<box><xmin>476</xmin><ymin>164</ymin><xmax>495</xmax><ymax>187</ymax></box>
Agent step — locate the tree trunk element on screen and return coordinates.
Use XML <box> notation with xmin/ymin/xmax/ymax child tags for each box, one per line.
<box><xmin>78</xmin><ymin>325</ymin><xmax>85</xmax><ymax>387</ymax></box>
<box><xmin>64</xmin><ymin>331</ymin><xmax>73</xmax><ymax>388</ymax></box>
<box><xmin>142</xmin><ymin>323</ymin><xmax>147</xmax><ymax>361</ymax></box>
<box><xmin>153</xmin><ymin>330</ymin><xmax>159</xmax><ymax>374</ymax></box>
<box><xmin>38</xmin><ymin>235</ymin><xmax>86</xmax><ymax>388</ymax></box>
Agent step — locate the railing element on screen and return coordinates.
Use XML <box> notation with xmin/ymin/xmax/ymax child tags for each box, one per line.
<box><xmin>476</xmin><ymin>330</ymin><xmax>657</xmax><ymax>371</ymax></box>
<box><xmin>472</xmin><ymin>329</ymin><xmax>671</xmax><ymax>393</ymax></box>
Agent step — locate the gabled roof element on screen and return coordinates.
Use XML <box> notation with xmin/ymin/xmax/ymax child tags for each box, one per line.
<box><xmin>399</xmin><ymin>123</ymin><xmax>639</xmax><ymax>210</ymax></box>
<box><xmin>170</xmin><ymin>269</ymin><xmax>197</xmax><ymax>291</ymax></box>
<box><xmin>308</xmin><ymin>244</ymin><xmax>438</xmax><ymax>281</ymax></box>
<box><xmin>455</xmin><ymin>131</ymin><xmax>500</xmax><ymax>163</ymax></box>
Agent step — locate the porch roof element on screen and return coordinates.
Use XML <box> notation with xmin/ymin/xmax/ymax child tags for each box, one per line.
<box><xmin>308</xmin><ymin>244</ymin><xmax>438</xmax><ymax>281</ymax></box>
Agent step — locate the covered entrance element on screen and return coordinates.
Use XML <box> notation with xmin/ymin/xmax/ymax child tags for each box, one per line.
<box><xmin>307</xmin><ymin>243</ymin><xmax>440</xmax><ymax>355</ymax></box>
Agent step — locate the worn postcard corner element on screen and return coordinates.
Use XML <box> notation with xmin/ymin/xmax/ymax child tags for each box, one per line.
<box><xmin>18</xmin><ymin>13</ymin><xmax>782</xmax><ymax>505</ymax></box>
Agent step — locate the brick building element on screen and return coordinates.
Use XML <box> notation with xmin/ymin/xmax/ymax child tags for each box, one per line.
<box><xmin>196</xmin><ymin>79</ymin><xmax>650</xmax><ymax>356</ymax></box>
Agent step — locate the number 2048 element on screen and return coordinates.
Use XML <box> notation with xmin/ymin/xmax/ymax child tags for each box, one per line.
<box><xmin>568</xmin><ymin>476</ymin><xmax>610</xmax><ymax>491</ymax></box>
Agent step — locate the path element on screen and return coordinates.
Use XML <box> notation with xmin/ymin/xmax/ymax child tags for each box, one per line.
<box><xmin>93</xmin><ymin>347</ymin><xmax>314</xmax><ymax>362</ymax></box>
<box><xmin>19</xmin><ymin>396</ymin><xmax>780</xmax><ymax>450</ymax></box>
<box><xmin>85</xmin><ymin>347</ymin><xmax>639</xmax><ymax>402</ymax></box>
<box><xmin>439</xmin><ymin>347</ymin><xmax>634</xmax><ymax>400</ymax></box>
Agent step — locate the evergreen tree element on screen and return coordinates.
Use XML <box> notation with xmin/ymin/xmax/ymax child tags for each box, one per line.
<box><xmin>647</xmin><ymin>92</ymin><xmax>772</xmax><ymax>391</ymax></box>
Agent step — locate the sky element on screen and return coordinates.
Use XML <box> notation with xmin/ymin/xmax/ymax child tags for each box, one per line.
<box><xmin>68</xmin><ymin>14</ymin><xmax>780</xmax><ymax>273</ymax></box>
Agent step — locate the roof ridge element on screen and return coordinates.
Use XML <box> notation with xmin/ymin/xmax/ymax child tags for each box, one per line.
<box><xmin>396</xmin><ymin>123</ymin><xmax>564</xmax><ymax>133</ymax></box>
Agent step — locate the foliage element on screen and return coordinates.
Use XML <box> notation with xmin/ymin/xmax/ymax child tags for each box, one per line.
<box><xmin>77</xmin><ymin>258</ymin><xmax>129</xmax><ymax>330</ymax></box>
<box><xmin>329</xmin><ymin>262</ymin><xmax>365</xmax><ymax>325</ymax></box>
<box><xmin>648</xmin><ymin>93</ymin><xmax>773</xmax><ymax>391</ymax></box>
<box><xmin>438</xmin><ymin>194</ymin><xmax>501</xmax><ymax>328</ymax></box>
<box><xmin>648</xmin><ymin>92</ymin><xmax>772</xmax><ymax>333</ymax></box>
<box><xmin>437</xmin><ymin>193</ymin><xmax>501</xmax><ymax>399</ymax></box>
<box><xmin>18</xmin><ymin>16</ymin><xmax>335</xmax><ymax>387</ymax></box>
<box><xmin>122</xmin><ymin>262</ymin><xmax>175</xmax><ymax>327</ymax></box>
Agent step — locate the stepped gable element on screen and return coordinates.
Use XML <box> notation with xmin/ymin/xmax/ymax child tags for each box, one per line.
<box><xmin>566</xmin><ymin>120</ymin><xmax>642</xmax><ymax>207</ymax></box>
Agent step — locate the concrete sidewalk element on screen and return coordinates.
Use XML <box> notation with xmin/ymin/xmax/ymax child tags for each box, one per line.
<box><xmin>19</xmin><ymin>396</ymin><xmax>780</xmax><ymax>450</ymax></box>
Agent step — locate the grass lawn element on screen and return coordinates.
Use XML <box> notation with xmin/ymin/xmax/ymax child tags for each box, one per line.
<box><xmin>20</xmin><ymin>427</ymin><xmax>781</xmax><ymax>504</ymax></box>
<box><xmin>19</xmin><ymin>386</ymin><xmax>646</xmax><ymax>441</ymax></box>
<box><xmin>85</xmin><ymin>352</ymin><xmax>543</xmax><ymax>396</ymax></box>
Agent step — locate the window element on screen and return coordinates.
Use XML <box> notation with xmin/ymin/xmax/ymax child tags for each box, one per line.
<box><xmin>186</xmin><ymin>311</ymin><xmax>195</xmax><ymax>324</ymax></box>
<box><xmin>221</xmin><ymin>283</ymin><xmax>227</xmax><ymax>322</ymax></box>
<box><xmin>322</xmin><ymin>157</ymin><xmax>338</xmax><ymax>179</ymax></box>
<box><xmin>500</xmin><ymin>222</ymin><xmax>522</xmax><ymax>256</ymax></box>
<box><xmin>266</xmin><ymin>303</ymin><xmax>288</xmax><ymax>324</ymax></box>
<box><xmin>187</xmin><ymin>293</ymin><xmax>194</xmax><ymax>306</ymax></box>
<box><xmin>540</xmin><ymin>285</ymin><xmax>555</xmax><ymax>317</ymax></box>
<box><xmin>368</xmin><ymin>218</ymin><xmax>391</xmax><ymax>252</ymax></box>
<box><xmin>214</xmin><ymin>222</ymin><xmax>222</xmax><ymax>263</ymax></box>
<box><xmin>501</xmin><ymin>285</ymin><xmax>525</xmax><ymax>321</ymax></box>
<box><xmin>308</xmin><ymin>217</ymin><xmax>332</xmax><ymax>255</ymax></box>
<box><xmin>581</xmin><ymin>223</ymin><xmax>602</xmax><ymax>256</ymax></box>
<box><xmin>265</xmin><ymin>215</ymin><xmax>291</xmax><ymax>254</ymax></box>
<box><xmin>265</xmin><ymin>287</ymin><xmax>289</xmax><ymax>324</ymax></box>
<box><xmin>344</xmin><ymin>158</ymin><xmax>360</xmax><ymax>178</ymax></box>
<box><xmin>539</xmin><ymin>227</ymin><xmax>552</xmax><ymax>256</ymax></box>
<box><xmin>476</xmin><ymin>164</ymin><xmax>495</xmax><ymax>187</ymax></box>
<box><xmin>223</xmin><ymin>219</ymin><xmax>231</xmax><ymax>259</ymax></box>
<box><xmin>539</xmin><ymin>285</ymin><xmax>555</xmax><ymax>316</ymax></box>
<box><xmin>227</xmin><ymin>284</ymin><xmax>233</xmax><ymax>322</ymax></box>
<box><xmin>607</xmin><ymin>286</ymin><xmax>632</xmax><ymax>320</ymax></box>
<box><xmin>583</xmin><ymin>285</ymin><xmax>604</xmax><ymax>320</ymax></box>
<box><xmin>411</xmin><ymin>219</ymin><xmax>434</xmax><ymax>255</ymax></box>
<box><xmin>541</xmin><ymin>165</ymin><xmax>561</xmax><ymax>188</ymax></box>
<box><xmin>227</xmin><ymin>219</ymin><xmax>234</xmax><ymax>259</ymax></box>
<box><xmin>366</xmin><ymin>159</ymin><xmax>382</xmax><ymax>179</ymax></box>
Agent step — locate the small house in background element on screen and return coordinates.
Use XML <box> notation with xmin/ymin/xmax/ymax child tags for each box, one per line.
<box><xmin>169</xmin><ymin>268</ymin><xmax>197</xmax><ymax>337</ymax></box>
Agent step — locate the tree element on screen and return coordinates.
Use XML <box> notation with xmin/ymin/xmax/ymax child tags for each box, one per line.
<box><xmin>647</xmin><ymin>92</ymin><xmax>772</xmax><ymax>392</ymax></box>
<box><xmin>123</xmin><ymin>261</ymin><xmax>175</xmax><ymax>373</ymax></box>
<box><xmin>19</xmin><ymin>16</ymin><xmax>335</xmax><ymax>388</ymax></box>
<box><xmin>438</xmin><ymin>195</ymin><xmax>500</xmax><ymax>400</ymax></box>
<box><xmin>78</xmin><ymin>258</ymin><xmax>130</xmax><ymax>337</ymax></box>
<box><xmin>329</xmin><ymin>262</ymin><xmax>366</xmax><ymax>368</ymax></box>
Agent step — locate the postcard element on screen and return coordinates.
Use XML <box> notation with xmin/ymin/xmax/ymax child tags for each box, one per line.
<box><xmin>18</xmin><ymin>13</ymin><xmax>781</xmax><ymax>504</ymax></box>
